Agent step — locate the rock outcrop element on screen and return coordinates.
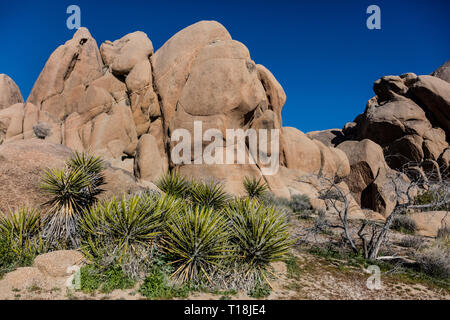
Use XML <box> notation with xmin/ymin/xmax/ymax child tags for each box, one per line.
<box><xmin>0</xmin><ymin>74</ymin><xmax>23</xmax><ymax>110</ymax></box>
<box><xmin>350</xmin><ymin>73</ymin><xmax>450</xmax><ymax>173</ymax></box>
<box><xmin>0</xmin><ymin>21</ymin><xmax>352</xmax><ymax>200</ymax></box>
<box><xmin>431</xmin><ymin>60</ymin><xmax>450</xmax><ymax>83</ymax></box>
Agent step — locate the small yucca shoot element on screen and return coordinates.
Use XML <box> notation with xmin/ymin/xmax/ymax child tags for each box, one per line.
<box><xmin>225</xmin><ymin>198</ymin><xmax>293</xmax><ymax>279</ymax></box>
<box><xmin>162</xmin><ymin>205</ymin><xmax>231</xmax><ymax>283</ymax></box>
<box><xmin>189</xmin><ymin>180</ymin><xmax>229</xmax><ymax>210</ymax></box>
<box><xmin>0</xmin><ymin>207</ymin><xmax>43</xmax><ymax>257</ymax></box>
<box><xmin>156</xmin><ymin>171</ymin><xmax>191</xmax><ymax>197</ymax></box>
<box><xmin>243</xmin><ymin>176</ymin><xmax>269</xmax><ymax>200</ymax></box>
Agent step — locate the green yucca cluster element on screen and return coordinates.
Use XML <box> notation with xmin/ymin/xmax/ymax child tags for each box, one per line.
<box><xmin>0</xmin><ymin>207</ymin><xmax>44</xmax><ymax>258</ymax></box>
<box><xmin>40</xmin><ymin>152</ymin><xmax>105</xmax><ymax>248</ymax></box>
<box><xmin>152</xmin><ymin>172</ymin><xmax>293</xmax><ymax>285</ymax></box>
<box><xmin>81</xmin><ymin>192</ymin><xmax>181</xmax><ymax>263</ymax></box>
<box><xmin>156</xmin><ymin>172</ymin><xmax>230</xmax><ymax>210</ymax></box>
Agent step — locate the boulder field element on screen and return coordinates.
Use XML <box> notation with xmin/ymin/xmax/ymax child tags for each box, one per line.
<box><xmin>0</xmin><ymin>20</ymin><xmax>449</xmax><ymax>221</ymax></box>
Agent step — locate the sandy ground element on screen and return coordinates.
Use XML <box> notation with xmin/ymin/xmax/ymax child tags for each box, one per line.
<box><xmin>1</xmin><ymin>249</ymin><xmax>448</xmax><ymax>300</ymax></box>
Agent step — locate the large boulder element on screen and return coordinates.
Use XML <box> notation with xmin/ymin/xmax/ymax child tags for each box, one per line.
<box><xmin>134</xmin><ymin>134</ymin><xmax>165</xmax><ymax>183</ymax></box>
<box><xmin>282</xmin><ymin>127</ymin><xmax>350</xmax><ymax>179</ymax></box>
<box><xmin>151</xmin><ymin>21</ymin><xmax>232</xmax><ymax>126</ymax></box>
<box><xmin>409</xmin><ymin>75</ymin><xmax>450</xmax><ymax>134</ymax></box>
<box><xmin>361</xmin><ymin>170</ymin><xmax>411</xmax><ymax>217</ymax></box>
<box><xmin>150</xmin><ymin>21</ymin><xmax>293</xmax><ymax>194</ymax></box>
<box><xmin>0</xmin><ymin>139</ymin><xmax>70</xmax><ymax>213</ymax></box>
<box><xmin>337</xmin><ymin>139</ymin><xmax>389</xmax><ymax>205</ymax></box>
<box><xmin>0</xmin><ymin>140</ymin><xmax>154</xmax><ymax>213</ymax></box>
<box><xmin>100</xmin><ymin>31</ymin><xmax>153</xmax><ymax>75</ymax></box>
<box><xmin>306</xmin><ymin>128</ymin><xmax>345</xmax><ymax>147</ymax></box>
<box><xmin>33</xmin><ymin>250</ymin><xmax>84</xmax><ymax>277</ymax></box>
<box><xmin>0</xmin><ymin>74</ymin><xmax>23</xmax><ymax>110</ymax></box>
<box><xmin>410</xmin><ymin>211</ymin><xmax>450</xmax><ymax>237</ymax></box>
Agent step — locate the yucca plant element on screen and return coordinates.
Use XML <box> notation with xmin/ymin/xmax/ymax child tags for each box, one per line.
<box><xmin>189</xmin><ymin>180</ymin><xmax>229</xmax><ymax>210</ymax></box>
<box><xmin>243</xmin><ymin>176</ymin><xmax>269</xmax><ymax>200</ymax></box>
<box><xmin>40</xmin><ymin>152</ymin><xmax>105</xmax><ymax>248</ymax></box>
<box><xmin>67</xmin><ymin>152</ymin><xmax>106</xmax><ymax>196</ymax></box>
<box><xmin>156</xmin><ymin>171</ymin><xmax>191</xmax><ymax>197</ymax></box>
<box><xmin>162</xmin><ymin>205</ymin><xmax>231</xmax><ymax>283</ymax></box>
<box><xmin>81</xmin><ymin>193</ymin><xmax>180</xmax><ymax>262</ymax></box>
<box><xmin>225</xmin><ymin>198</ymin><xmax>293</xmax><ymax>281</ymax></box>
<box><xmin>0</xmin><ymin>207</ymin><xmax>44</xmax><ymax>257</ymax></box>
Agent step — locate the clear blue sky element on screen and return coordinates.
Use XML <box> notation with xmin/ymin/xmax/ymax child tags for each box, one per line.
<box><xmin>1</xmin><ymin>0</ymin><xmax>449</xmax><ymax>132</ymax></box>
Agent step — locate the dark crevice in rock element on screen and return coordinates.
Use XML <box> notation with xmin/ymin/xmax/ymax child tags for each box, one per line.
<box><xmin>63</xmin><ymin>52</ymin><xmax>79</xmax><ymax>82</ymax></box>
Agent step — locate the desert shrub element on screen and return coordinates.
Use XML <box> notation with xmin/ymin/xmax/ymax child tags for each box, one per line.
<box><xmin>40</xmin><ymin>152</ymin><xmax>105</xmax><ymax>248</ymax></box>
<box><xmin>0</xmin><ymin>237</ymin><xmax>36</xmax><ymax>278</ymax></box>
<box><xmin>296</xmin><ymin>210</ymin><xmax>314</xmax><ymax>220</ymax></box>
<box><xmin>189</xmin><ymin>180</ymin><xmax>229</xmax><ymax>210</ymax></box>
<box><xmin>289</xmin><ymin>194</ymin><xmax>312</xmax><ymax>212</ymax></box>
<box><xmin>80</xmin><ymin>193</ymin><xmax>180</xmax><ymax>271</ymax></box>
<box><xmin>414</xmin><ymin>189</ymin><xmax>449</xmax><ymax>211</ymax></box>
<box><xmin>162</xmin><ymin>205</ymin><xmax>231</xmax><ymax>283</ymax></box>
<box><xmin>260</xmin><ymin>193</ymin><xmax>290</xmax><ymax>209</ymax></box>
<box><xmin>243</xmin><ymin>176</ymin><xmax>268</xmax><ymax>200</ymax></box>
<box><xmin>80</xmin><ymin>264</ymin><xmax>135</xmax><ymax>294</ymax></box>
<box><xmin>415</xmin><ymin>246</ymin><xmax>450</xmax><ymax>279</ymax></box>
<box><xmin>391</xmin><ymin>214</ymin><xmax>417</xmax><ymax>234</ymax></box>
<box><xmin>139</xmin><ymin>267</ymin><xmax>191</xmax><ymax>299</ymax></box>
<box><xmin>156</xmin><ymin>171</ymin><xmax>191</xmax><ymax>197</ymax></box>
<box><xmin>399</xmin><ymin>235</ymin><xmax>425</xmax><ymax>249</ymax></box>
<box><xmin>437</xmin><ymin>226</ymin><xmax>450</xmax><ymax>240</ymax></box>
<box><xmin>248</xmin><ymin>281</ymin><xmax>271</xmax><ymax>298</ymax></box>
<box><xmin>225</xmin><ymin>199</ymin><xmax>293</xmax><ymax>280</ymax></box>
<box><xmin>0</xmin><ymin>207</ymin><xmax>44</xmax><ymax>258</ymax></box>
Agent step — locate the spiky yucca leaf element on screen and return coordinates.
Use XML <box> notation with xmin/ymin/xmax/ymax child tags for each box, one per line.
<box><xmin>225</xmin><ymin>198</ymin><xmax>293</xmax><ymax>277</ymax></box>
<box><xmin>162</xmin><ymin>205</ymin><xmax>231</xmax><ymax>283</ymax></box>
<box><xmin>243</xmin><ymin>176</ymin><xmax>269</xmax><ymax>200</ymax></box>
<box><xmin>156</xmin><ymin>171</ymin><xmax>191</xmax><ymax>197</ymax></box>
<box><xmin>81</xmin><ymin>193</ymin><xmax>181</xmax><ymax>260</ymax></box>
<box><xmin>189</xmin><ymin>180</ymin><xmax>229</xmax><ymax>209</ymax></box>
<box><xmin>0</xmin><ymin>207</ymin><xmax>43</xmax><ymax>257</ymax></box>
